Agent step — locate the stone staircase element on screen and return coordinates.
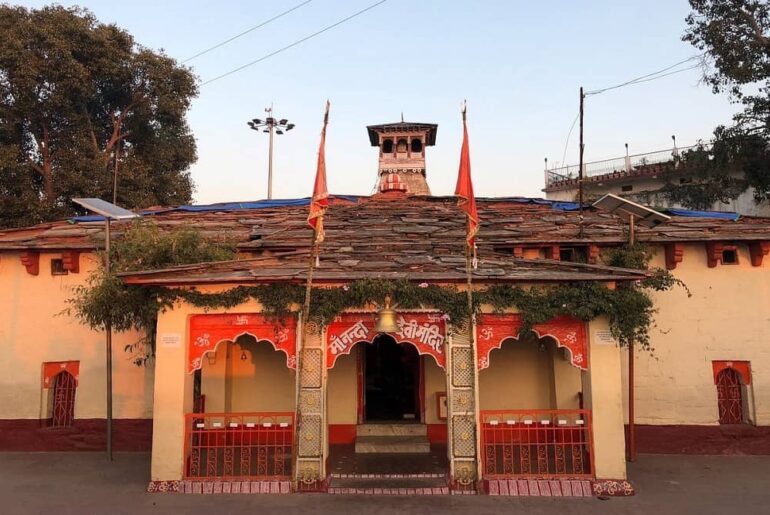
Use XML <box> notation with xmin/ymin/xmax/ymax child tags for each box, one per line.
<box><xmin>354</xmin><ymin>423</ymin><xmax>430</xmax><ymax>454</ymax></box>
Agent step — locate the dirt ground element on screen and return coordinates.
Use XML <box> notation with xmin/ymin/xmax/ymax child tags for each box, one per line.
<box><xmin>1</xmin><ymin>452</ymin><xmax>769</xmax><ymax>515</ymax></box>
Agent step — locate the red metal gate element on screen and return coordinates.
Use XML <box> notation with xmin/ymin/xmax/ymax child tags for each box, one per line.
<box><xmin>716</xmin><ymin>368</ymin><xmax>744</xmax><ymax>424</ymax></box>
<box><xmin>184</xmin><ymin>412</ymin><xmax>294</xmax><ymax>480</ymax></box>
<box><xmin>480</xmin><ymin>410</ymin><xmax>593</xmax><ymax>478</ymax></box>
<box><xmin>50</xmin><ymin>371</ymin><xmax>76</xmax><ymax>428</ymax></box>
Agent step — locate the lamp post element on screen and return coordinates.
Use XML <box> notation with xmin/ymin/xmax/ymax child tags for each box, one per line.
<box><xmin>72</xmin><ymin>198</ymin><xmax>138</xmax><ymax>461</ymax></box>
<box><xmin>247</xmin><ymin>106</ymin><xmax>295</xmax><ymax>200</ymax></box>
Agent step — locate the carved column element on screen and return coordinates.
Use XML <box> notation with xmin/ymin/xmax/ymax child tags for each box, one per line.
<box><xmin>446</xmin><ymin>321</ymin><xmax>480</xmax><ymax>491</ymax></box>
<box><xmin>294</xmin><ymin>321</ymin><xmax>326</xmax><ymax>491</ymax></box>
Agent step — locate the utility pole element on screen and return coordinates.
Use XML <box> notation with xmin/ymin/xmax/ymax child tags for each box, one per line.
<box><xmin>247</xmin><ymin>106</ymin><xmax>295</xmax><ymax>200</ymax></box>
<box><xmin>578</xmin><ymin>87</ymin><xmax>585</xmax><ymax>237</ymax></box>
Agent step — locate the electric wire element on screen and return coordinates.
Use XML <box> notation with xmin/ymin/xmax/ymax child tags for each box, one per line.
<box><xmin>586</xmin><ymin>54</ymin><xmax>704</xmax><ymax>96</ymax></box>
<box><xmin>183</xmin><ymin>0</ymin><xmax>315</xmax><ymax>63</ymax></box>
<box><xmin>201</xmin><ymin>0</ymin><xmax>388</xmax><ymax>86</ymax></box>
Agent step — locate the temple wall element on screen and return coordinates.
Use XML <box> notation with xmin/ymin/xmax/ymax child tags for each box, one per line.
<box><xmin>478</xmin><ymin>340</ymin><xmax>556</xmax><ymax>410</ymax></box>
<box><xmin>200</xmin><ymin>337</ymin><xmax>295</xmax><ymax>413</ymax></box>
<box><xmin>621</xmin><ymin>243</ymin><xmax>770</xmax><ymax>427</ymax></box>
<box><xmin>0</xmin><ymin>251</ymin><xmax>153</xmax><ymax>428</ymax></box>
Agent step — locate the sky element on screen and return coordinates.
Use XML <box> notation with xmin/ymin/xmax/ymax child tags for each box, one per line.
<box><xmin>21</xmin><ymin>0</ymin><xmax>739</xmax><ymax>204</ymax></box>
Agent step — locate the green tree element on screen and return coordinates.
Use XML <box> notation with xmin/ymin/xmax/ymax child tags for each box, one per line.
<box><xmin>663</xmin><ymin>0</ymin><xmax>770</xmax><ymax>209</ymax></box>
<box><xmin>0</xmin><ymin>5</ymin><xmax>198</xmax><ymax>228</ymax></box>
<box><xmin>68</xmin><ymin>221</ymin><xmax>236</xmax><ymax>365</ymax></box>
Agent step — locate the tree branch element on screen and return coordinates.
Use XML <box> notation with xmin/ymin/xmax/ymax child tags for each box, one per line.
<box><xmin>736</xmin><ymin>4</ymin><xmax>770</xmax><ymax>47</ymax></box>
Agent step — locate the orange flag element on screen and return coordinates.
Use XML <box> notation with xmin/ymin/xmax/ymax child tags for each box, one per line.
<box><xmin>455</xmin><ymin>104</ymin><xmax>479</xmax><ymax>248</ymax></box>
<box><xmin>308</xmin><ymin>101</ymin><xmax>330</xmax><ymax>243</ymax></box>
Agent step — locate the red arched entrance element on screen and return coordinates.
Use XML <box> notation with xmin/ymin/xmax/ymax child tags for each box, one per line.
<box><xmin>716</xmin><ymin>368</ymin><xmax>744</xmax><ymax>424</ymax></box>
<box><xmin>50</xmin><ymin>371</ymin><xmax>76</xmax><ymax>428</ymax></box>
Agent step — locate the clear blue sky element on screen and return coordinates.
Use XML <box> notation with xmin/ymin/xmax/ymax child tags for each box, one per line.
<box><xmin>22</xmin><ymin>1</ymin><xmax>738</xmax><ymax>203</ymax></box>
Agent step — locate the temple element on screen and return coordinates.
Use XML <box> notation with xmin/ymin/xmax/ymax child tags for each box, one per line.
<box><xmin>1</xmin><ymin>118</ymin><xmax>769</xmax><ymax>497</ymax></box>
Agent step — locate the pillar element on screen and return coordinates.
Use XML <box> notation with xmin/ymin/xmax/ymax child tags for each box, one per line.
<box><xmin>585</xmin><ymin>317</ymin><xmax>627</xmax><ymax>479</ymax></box>
<box><xmin>446</xmin><ymin>321</ymin><xmax>480</xmax><ymax>490</ymax></box>
<box><xmin>150</xmin><ymin>309</ymin><xmax>193</xmax><ymax>481</ymax></box>
<box><xmin>294</xmin><ymin>321</ymin><xmax>326</xmax><ymax>490</ymax></box>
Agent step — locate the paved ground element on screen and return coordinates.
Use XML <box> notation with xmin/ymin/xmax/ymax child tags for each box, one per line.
<box><xmin>1</xmin><ymin>452</ymin><xmax>769</xmax><ymax>515</ymax></box>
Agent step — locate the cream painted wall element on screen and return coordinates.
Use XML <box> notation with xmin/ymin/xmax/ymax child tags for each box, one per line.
<box><xmin>198</xmin><ymin>335</ymin><xmax>295</xmax><ymax>413</ymax></box>
<box><xmin>327</xmin><ymin>347</ymin><xmax>358</xmax><ymax>424</ymax></box>
<box><xmin>619</xmin><ymin>243</ymin><xmax>770</xmax><ymax>426</ymax></box>
<box><xmin>0</xmin><ymin>251</ymin><xmax>153</xmax><ymax>420</ymax></box>
<box><xmin>479</xmin><ymin>338</ymin><xmax>557</xmax><ymax>410</ymax></box>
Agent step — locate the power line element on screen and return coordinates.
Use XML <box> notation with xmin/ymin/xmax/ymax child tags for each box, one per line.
<box><xmin>560</xmin><ymin>111</ymin><xmax>579</xmax><ymax>170</ymax></box>
<box><xmin>586</xmin><ymin>54</ymin><xmax>704</xmax><ymax>96</ymax></box>
<box><xmin>201</xmin><ymin>0</ymin><xmax>388</xmax><ymax>86</ymax></box>
<box><xmin>183</xmin><ymin>0</ymin><xmax>315</xmax><ymax>63</ymax></box>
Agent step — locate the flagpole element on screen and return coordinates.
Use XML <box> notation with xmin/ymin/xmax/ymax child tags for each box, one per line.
<box><xmin>296</xmin><ymin>101</ymin><xmax>330</xmax><ymax>487</ymax></box>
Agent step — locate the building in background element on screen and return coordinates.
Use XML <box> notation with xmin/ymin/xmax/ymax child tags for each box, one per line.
<box><xmin>543</xmin><ymin>140</ymin><xmax>770</xmax><ymax>217</ymax></box>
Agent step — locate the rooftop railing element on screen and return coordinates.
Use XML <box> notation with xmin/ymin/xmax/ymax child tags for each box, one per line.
<box><xmin>545</xmin><ymin>142</ymin><xmax>709</xmax><ymax>188</ymax></box>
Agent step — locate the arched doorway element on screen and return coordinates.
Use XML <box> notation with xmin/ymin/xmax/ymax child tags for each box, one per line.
<box><xmin>716</xmin><ymin>368</ymin><xmax>744</xmax><ymax>424</ymax></box>
<box><xmin>50</xmin><ymin>371</ymin><xmax>76</xmax><ymax>428</ymax></box>
<box><xmin>364</xmin><ymin>334</ymin><xmax>420</xmax><ymax>422</ymax></box>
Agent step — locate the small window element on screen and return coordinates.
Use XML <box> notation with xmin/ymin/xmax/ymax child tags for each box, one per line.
<box><xmin>396</xmin><ymin>139</ymin><xmax>408</xmax><ymax>153</ymax></box>
<box><xmin>382</xmin><ymin>139</ymin><xmax>393</xmax><ymax>153</ymax></box>
<box><xmin>558</xmin><ymin>247</ymin><xmax>587</xmax><ymax>263</ymax></box>
<box><xmin>411</xmin><ymin>138</ymin><xmax>423</xmax><ymax>153</ymax></box>
<box><xmin>621</xmin><ymin>184</ymin><xmax>633</xmax><ymax>192</ymax></box>
<box><xmin>722</xmin><ymin>247</ymin><xmax>738</xmax><ymax>265</ymax></box>
<box><xmin>51</xmin><ymin>258</ymin><xmax>68</xmax><ymax>276</ymax></box>
<box><xmin>50</xmin><ymin>371</ymin><xmax>77</xmax><ymax>428</ymax></box>
<box><xmin>559</xmin><ymin>248</ymin><xmax>576</xmax><ymax>262</ymax></box>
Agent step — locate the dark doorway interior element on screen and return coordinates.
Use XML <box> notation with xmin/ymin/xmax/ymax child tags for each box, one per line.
<box><xmin>365</xmin><ymin>335</ymin><xmax>419</xmax><ymax>421</ymax></box>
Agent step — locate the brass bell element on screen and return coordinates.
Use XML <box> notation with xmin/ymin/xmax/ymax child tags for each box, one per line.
<box><xmin>374</xmin><ymin>294</ymin><xmax>399</xmax><ymax>333</ymax></box>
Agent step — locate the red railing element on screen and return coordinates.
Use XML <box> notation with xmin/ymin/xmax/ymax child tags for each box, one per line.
<box><xmin>184</xmin><ymin>412</ymin><xmax>294</xmax><ymax>480</ymax></box>
<box><xmin>480</xmin><ymin>409</ymin><xmax>593</xmax><ymax>478</ymax></box>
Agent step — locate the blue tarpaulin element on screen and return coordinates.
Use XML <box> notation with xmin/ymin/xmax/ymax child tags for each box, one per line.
<box><xmin>70</xmin><ymin>196</ymin><xmax>362</xmax><ymax>222</ymax></box>
<box><xmin>663</xmin><ymin>208</ymin><xmax>740</xmax><ymax>221</ymax></box>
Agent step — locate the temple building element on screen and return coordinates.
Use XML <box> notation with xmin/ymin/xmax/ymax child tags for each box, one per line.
<box><xmin>1</xmin><ymin>119</ymin><xmax>769</xmax><ymax>497</ymax></box>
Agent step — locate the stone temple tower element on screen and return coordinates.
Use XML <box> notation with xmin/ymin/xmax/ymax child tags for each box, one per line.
<box><xmin>367</xmin><ymin>121</ymin><xmax>438</xmax><ymax>196</ymax></box>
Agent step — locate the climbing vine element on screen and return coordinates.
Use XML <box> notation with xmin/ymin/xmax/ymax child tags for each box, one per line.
<box><xmin>161</xmin><ymin>244</ymin><xmax>687</xmax><ymax>352</ymax></box>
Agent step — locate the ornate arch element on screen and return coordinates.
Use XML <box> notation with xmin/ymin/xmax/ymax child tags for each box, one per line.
<box><xmin>712</xmin><ymin>360</ymin><xmax>751</xmax><ymax>385</ymax></box>
<box><xmin>476</xmin><ymin>314</ymin><xmax>588</xmax><ymax>370</ymax></box>
<box><xmin>188</xmin><ymin>313</ymin><xmax>297</xmax><ymax>373</ymax></box>
<box><xmin>326</xmin><ymin>312</ymin><xmax>447</xmax><ymax>369</ymax></box>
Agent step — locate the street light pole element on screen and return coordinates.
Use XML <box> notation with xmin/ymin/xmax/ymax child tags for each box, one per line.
<box><xmin>248</xmin><ymin>106</ymin><xmax>295</xmax><ymax>200</ymax></box>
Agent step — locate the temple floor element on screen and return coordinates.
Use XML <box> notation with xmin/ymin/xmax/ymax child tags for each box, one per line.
<box><xmin>328</xmin><ymin>444</ymin><xmax>448</xmax><ymax>476</ymax></box>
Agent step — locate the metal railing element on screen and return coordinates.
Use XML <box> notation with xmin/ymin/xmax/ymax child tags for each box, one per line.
<box><xmin>545</xmin><ymin>144</ymin><xmax>707</xmax><ymax>188</ymax></box>
<box><xmin>480</xmin><ymin>409</ymin><xmax>593</xmax><ymax>478</ymax></box>
<box><xmin>184</xmin><ymin>412</ymin><xmax>294</xmax><ymax>480</ymax></box>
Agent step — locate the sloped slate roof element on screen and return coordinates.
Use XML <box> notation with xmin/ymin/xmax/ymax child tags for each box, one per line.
<box><xmin>2</xmin><ymin>194</ymin><xmax>770</xmax><ymax>253</ymax></box>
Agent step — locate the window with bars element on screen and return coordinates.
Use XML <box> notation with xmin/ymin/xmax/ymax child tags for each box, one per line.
<box><xmin>49</xmin><ymin>371</ymin><xmax>77</xmax><ymax>428</ymax></box>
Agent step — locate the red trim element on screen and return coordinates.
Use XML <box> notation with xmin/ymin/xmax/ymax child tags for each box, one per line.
<box><xmin>356</xmin><ymin>344</ymin><xmax>365</xmax><ymax>424</ymax></box>
<box><xmin>188</xmin><ymin>313</ymin><xmax>297</xmax><ymax>373</ymax></box>
<box><xmin>477</xmin><ymin>314</ymin><xmax>588</xmax><ymax>370</ymax></box>
<box><xmin>42</xmin><ymin>361</ymin><xmax>80</xmax><ymax>388</ymax></box>
<box><xmin>329</xmin><ymin>424</ymin><xmax>358</xmax><ymax>444</ymax></box>
<box><xmin>61</xmin><ymin>250</ymin><xmax>80</xmax><ymax>273</ymax></box>
<box><xmin>327</xmin><ymin>312</ymin><xmax>446</xmax><ymax>369</ymax></box>
<box><xmin>712</xmin><ymin>360</ymin><xmax>751</xmax><ymax>385</ymax></box>
<box><xmin>0</xmin><ymin>419</ymin><xmax>152</xmax><ymax>451</ymax></box>
<box><xmin>631</xmin><ymin>424</ymin><xmax>770</xmax><ymax>455</ymax></box>
<box><xmin>706</xmin><ymin>242</ymin><xmax>724</xmax><ymax>268</ymax></box>
<box><xmin>427</xmin><ymin>423</ymin><xmax>448</xmax><ymax>443</ymax></box>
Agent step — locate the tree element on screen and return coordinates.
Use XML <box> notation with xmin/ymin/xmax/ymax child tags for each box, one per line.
<box><xmin>68</xmin><ymin>221</ymin><xmax>236</xmax><ymax>365</ymax></box>
<box><xmin>0</xmin><ymin>5</ymin><xmax>198</xmax><ymax>228</ymax></box>
<box><xmin>663</xmin><ymin>0</ymin><xmax>770</xmax><ymax>208</ymax></box>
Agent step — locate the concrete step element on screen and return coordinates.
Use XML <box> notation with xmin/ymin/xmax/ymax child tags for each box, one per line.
<box><xmin>356</xmin><ymin>423</ymin><xmax>427</xmax><ymax>437</ymax></box>
<box><xmin>355</xmin><ymin>436</ymin><xmax>430</xmax><ymax>454</ymax></box>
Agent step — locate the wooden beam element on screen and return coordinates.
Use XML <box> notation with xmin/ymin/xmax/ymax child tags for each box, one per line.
<box><xmin>749</xmin><ymin>241</ymin><xmax>770</xmax><ymax>267</ymax></box>
<box><xmin>706</xmin><ymin>242</ymin><xmax>724</xmax><ymax>268</ymax></box>
<box><xmin>20</xmin><ymin>251</ymin><xmax>40</xmax><ymax>276</ymax></box>
<box><xmin>664</xmin><ymin>243</ymin><xmax>684</xmax><ymax>270</ymax></box>
<box><xmin>61</xmin><ymin>250</ymin><xmax>81</xmax><ymax>273</ymax></box>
